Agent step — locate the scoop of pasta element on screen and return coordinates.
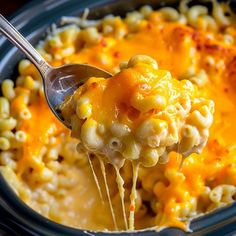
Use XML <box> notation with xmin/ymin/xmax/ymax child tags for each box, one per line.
<box><xmin>60</xmin><ymin>55</ymin><xmax>214</xmax><ymax>168</ymax></box>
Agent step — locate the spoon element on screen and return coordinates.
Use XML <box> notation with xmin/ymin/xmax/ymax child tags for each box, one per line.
<box><xmin>0</xmin><ymin>14</ymin><xmax>112</xmax><ymax>128</ymax></box>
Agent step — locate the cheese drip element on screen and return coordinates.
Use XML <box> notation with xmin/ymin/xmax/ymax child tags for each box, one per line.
<box><xmin>98</xmin><ymin>156</ymin><xmax>118</xmax><ymax>230</ymax></box>
<box><xmin>129</xmin><ymin>162</ymin><xmax>140</xmax><ymax>230</ymax></box>
<box><xmin>87</xmin><ymin>153</ymin><xmax>104</xmax><ymax>203</ymax></box>
<box><xmin>114</xmin><ymin>166</ymin><xmax>128</xmax><ymax>230</ymax></box>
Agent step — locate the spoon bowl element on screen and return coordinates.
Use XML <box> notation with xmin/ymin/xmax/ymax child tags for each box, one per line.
<box><xmin>0</xmin><ymin>14</ymin><xmax>112</xmax><ymax>128</ymax></box>
<box><xmin>45</xmin><ymin>64</ymin><xmax>111</xmax><ymax>127</ymax></box>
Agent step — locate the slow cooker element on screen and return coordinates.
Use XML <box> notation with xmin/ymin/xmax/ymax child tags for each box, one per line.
<box><xmin>0</xmin><ymin>0</ymin><xmax>236</xmax><ymax>235</ymax></box>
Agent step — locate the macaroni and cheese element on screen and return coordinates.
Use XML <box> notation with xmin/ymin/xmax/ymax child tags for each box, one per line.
<box><xmin>0</xmin><ymin>0</ymin><xmax>236</xmax><ymax>232</ymax></box>
<box><xmin>61</xmin><ymin>55</ymin><xmax>214</xmax><ymax>167</ymax></box>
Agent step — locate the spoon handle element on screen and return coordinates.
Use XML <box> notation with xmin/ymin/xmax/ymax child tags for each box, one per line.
<box><xmin>0</xmin><ymin>14</ymin><xmax>51</xmax><ymax>77</ymax></box>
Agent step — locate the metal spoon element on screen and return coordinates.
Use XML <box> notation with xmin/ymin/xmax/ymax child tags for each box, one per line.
<box><xmin>0</xmin><ymin>14</ymin><xmax>112</xmax><ymax>128</ymax></box>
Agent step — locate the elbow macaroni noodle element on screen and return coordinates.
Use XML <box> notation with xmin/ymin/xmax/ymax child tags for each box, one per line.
<box><xmin>0</xmin><ymin>0</ymin><xmax>236</xmax><ymax>232</ymax></box>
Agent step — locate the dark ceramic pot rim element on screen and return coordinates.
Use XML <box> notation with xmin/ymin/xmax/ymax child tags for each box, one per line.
<box><xmin>0</xmin><ymin>0</ymin><xmax>236</xmax><ymax>235</ymax></box>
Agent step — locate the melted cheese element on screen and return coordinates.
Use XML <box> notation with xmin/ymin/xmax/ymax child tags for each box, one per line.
<box><xmin>114</xmin><ymin>166</ymin><xmax>128</xmax><ymax>230</ymax></box>
<box><xmin>98</xmin><ymin>156</ymin><xmax>118</xmax><ymax>230</ymax></box>
<box><xmin>17</xmin><ymin>97</ymin><xmax>65</xmax><ymax>175</ymax></box>
<box><xmin>129</xmin><ymin>162</ymin><xmax>140</xmax><ymax>230</ymax></box>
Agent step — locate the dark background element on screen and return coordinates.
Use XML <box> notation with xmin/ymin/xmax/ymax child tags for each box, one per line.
<box><xmin>2</xmin><ymin>0</ymin><xmax>32</xmax><ymax>16</ymax></box>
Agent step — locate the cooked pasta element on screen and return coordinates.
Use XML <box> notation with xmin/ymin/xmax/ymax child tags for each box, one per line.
<box><xmin>61</xmin><ymin>55</ymin><xmax>214</xmax><ymax>168</ymax></box>
<box><xmin>0</xmin><ymin>0</ymin><xmax>236</xmax><ymax>232</ymax></box>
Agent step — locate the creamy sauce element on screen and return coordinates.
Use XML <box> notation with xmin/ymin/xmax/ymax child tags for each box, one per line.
<box><xmin>26</xmin><ymin>165</ymin><xmax>114</xmax><ymax>230</ymax></box>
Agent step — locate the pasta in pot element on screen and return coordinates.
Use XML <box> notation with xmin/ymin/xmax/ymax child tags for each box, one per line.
<box><xmin>0</xmin><ymin>0</ymin><xmax>236</xmax><ymax>232</ymax></box>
